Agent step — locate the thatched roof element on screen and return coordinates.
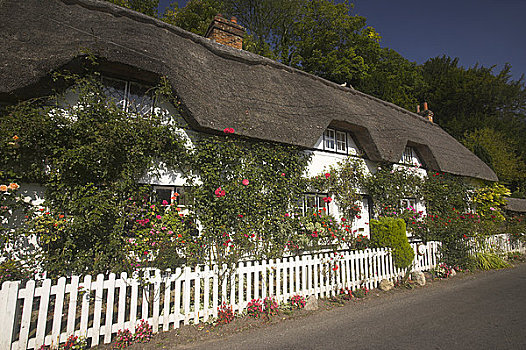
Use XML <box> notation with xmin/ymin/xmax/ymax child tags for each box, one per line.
<box><xmin>505</xmin><ymin>198</ymin><xmax>526</xmax><ymax>213</ymax></box>
<box><xmin>0</xmin><ymin>0</ymin><xmax>498</xmax><ymax>181</ymax></box>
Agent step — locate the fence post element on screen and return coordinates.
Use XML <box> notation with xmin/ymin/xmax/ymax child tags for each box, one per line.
<box><xmin>0</xmin><ymin>281</ymin><xmax>20</xmax><ymax>350</ymax></box>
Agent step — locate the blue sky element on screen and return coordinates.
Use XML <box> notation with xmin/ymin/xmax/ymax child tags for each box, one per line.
<box><xmin>159</xmin><ymin>0</ymin><xmax>526</xmax><ymax>81</ymax></box>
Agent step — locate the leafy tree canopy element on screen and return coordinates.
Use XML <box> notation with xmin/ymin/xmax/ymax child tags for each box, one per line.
<box><xmin>463</xmin><ymin>127</ymin><xmax>526</xmax><ymax>188</ymax></box>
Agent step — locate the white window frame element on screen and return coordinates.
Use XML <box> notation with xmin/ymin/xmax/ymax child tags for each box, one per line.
<box><xmin>336</xmin><ymin>130</ymin><xmax>347</xmax><ymax>152</ymax></box>
<box><xmin>324</xmin><ymin>129</ymin><xmax>336</xmax><ymax>151</ymax></box>
<box><xmin>152</xmin><ymin>185</ymin><xmax>193</xmax><ymax>207</ymax></box>
<box><xmin>297</xmin><ymin>192</ymin><xmax>330</xmax><ymax>216</ymax></box>
<box><xmin>324</xmin><ymin>128</ymin><xmax>347</xmax><ymax>154</ymax></box>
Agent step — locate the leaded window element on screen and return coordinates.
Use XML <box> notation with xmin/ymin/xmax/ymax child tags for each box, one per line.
<box><xmin>102</xmin><ymin>77</ymin><xmax>155</xmax><ymax>115</ymax></box>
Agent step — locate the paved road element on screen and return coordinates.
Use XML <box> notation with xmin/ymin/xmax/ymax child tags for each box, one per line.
<box><xmin>178</xmin><ymin>264</ymin><xmax>526</xmax><ymax>350</ymax></box>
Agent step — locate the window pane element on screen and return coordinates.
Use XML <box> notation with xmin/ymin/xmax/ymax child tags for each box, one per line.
<box><xmin>175</xmin><ymin>186</ymin><xmax>194</xmax><ymax>207</ymax></box>
<box><xmin>128</xmin><ymin>82</ymin><xmax>154</xmax><ymax>115</ymax></box>
<box><xmin>317</xmin><ymin>195</ymin><xmax>328</xmax><ymax>213</ymax></box>
<box><xmin>336</xmin><ymin>131</ymin><xmax>346</xmax><ymax>152</ymax></box>
<box><xmin>153</xmin><ymin>186</ymin><xmax>173</xmax><ymax>205</ymax></box>
<box><xmin>305</xmin><ymin>194</ymin><xmax>317</xmax><ymax>213</ymax></box>
<box><xmin>325</xmin><ymin>129</ymin><xmax>335</xmax><ymax>150</ymax></box>
<box><xmin>102</xmin><ymin>77</ymin><xmax>127</xmax><ymax>110</ymax></box>
<box><xmin>403</xmin><ymin>147</ymin><xmax>413</xmax><ymax>163</ymax></box>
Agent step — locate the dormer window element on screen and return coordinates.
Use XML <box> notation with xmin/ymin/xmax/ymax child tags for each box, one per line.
<box><xmin>102</xmin><ymin>77</ymin><xmax>155</xmax><ymax>116</ymax></box>
<box><xmin>324</xmin><ymin>128</ymin><xmax>347</xmax><ymax>153</ymax></box>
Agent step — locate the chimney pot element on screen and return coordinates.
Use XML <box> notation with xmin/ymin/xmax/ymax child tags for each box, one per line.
<box><xmin>231</xmin><ymin>16</ymin><xmax>237</xmax><ymax>24</ymax></box>
<box><xmin>416</xmin><ymin>105</ymin><xmax>420</xmax><ymax>113</ymax></box>
<box><xmin>423</xmin><ymin>102</ymin><xmax>428</xmax><ymax>111</ymax></box>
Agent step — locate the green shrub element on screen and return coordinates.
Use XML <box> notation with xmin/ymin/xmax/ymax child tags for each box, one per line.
<box><xmin>370</xmin><ymin>217</ymin><xmax>414</xmax><ymax>270</ymax></box>
<box><xmin>471</xmin><ymin>252</ymin><xmax>510</xmax><ymax>270</ymax></box>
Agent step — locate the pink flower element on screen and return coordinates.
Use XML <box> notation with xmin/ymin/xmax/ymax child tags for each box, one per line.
<box><xmin>322</xmin><ymin>196</ymin><xmax>332</xmax><ymax>203</ymax></box>
<box><xmin>162</xmin><ymin>200</ymin><xmax>169</xmax><ymax>205</ymax></box>
<box><xmin>284</xmin><ymin>213</ymin><xmax>290</xmax><ymax>217</ymax></box>
<box><xmin>489</xmin><ymin>207</ymin><xmax>496</xmax><ymax>211</ymax></box>
<box><xmin>238</xmin><ymin>214</ymin><xmax>243</xmax><ymax>218</ymax></box>
<box><xmin>242</xmin><ymin>179</ymin><xmax>249</xmax><ymax>186</ymax></box>
<box><xmin>156</xmin><ymin>215</ymin><xmax>162</xmax><ymax>220</ymax></box>
<box><xmin>215</xmin><ymin>187</ymin><xmax>226</xmax><ymax>198</ymax></box>
<box><xmin>281</xmin><ymin>173</ymin><xmax>286</xmax><ymax>176</ymax></box>
<box><xmin>325</xmin><ymin>172</ymin><xmax>330</xmax><ymax>179</ymax></box>
<box><xmin>223</xmin><ymin>128</ymin><xmax>235</xmax><ymax>134</ymax></box>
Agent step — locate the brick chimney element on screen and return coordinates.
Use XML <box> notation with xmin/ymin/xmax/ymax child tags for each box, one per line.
<box><xmin>205</xmin><ymin>14</ymin><xmax>245</xmax><ymax>50</ymax></box>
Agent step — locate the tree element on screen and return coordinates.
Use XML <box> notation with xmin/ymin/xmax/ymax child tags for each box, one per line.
<box><xmin>162</xmin><ymin>0</ymin><xmax>223</xmax><ymax>36</ymax></box>
<box><xmin>463</xmin><ymin>128</ymin><xmax>525</xmax><ymax>188</ymax></box>
<box><xmin>356</xmin><ymin>48</ymin><xmax>424</xmax><ymax>111</ymax></box>
<box><xmin>418</xmin><ymin>56</ymin><xmax>526</xmax><ymax>195</ymax></box>
<box><xmin>418</xmin><ymin>56</ymin><xmax>526</xmax><ymax>140</ymax></box>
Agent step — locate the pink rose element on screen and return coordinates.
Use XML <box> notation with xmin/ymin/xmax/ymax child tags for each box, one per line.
<box><xmin>215</xmin><ymin>187</ymin><xmax>226</xmax><ymax>198</ymax></box>
<box><xmin>242</xmin><ymin>179</ymin><xmax>249</xmax><ymax>186</ymax></box>
<box><xmin>322</xmin><ymin>196</ymin><xmax>332</xmax><ymax>203</ymax></box>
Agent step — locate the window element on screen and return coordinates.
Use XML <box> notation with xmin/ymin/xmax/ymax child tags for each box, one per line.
<box><xmin>324</xmin><ymin>128</ymin><xmax>347</xmax><ymax>153</ymax></box>
<box><xmin>296</xmin><ymin>193</ymin><xmax>330</xmax><ymax>215</ymax></box>
<box><xmin>324</xmin><ymin>129</ymin><xmax>335</xmax><ymax>151</ymax></box>
<box><xmin>402</xmin><ymin>146</ymin><xmax>413</xmax><ymax>164</ymax></box>
<box><xmin>102</xmin><ymin>77</ymin><xmax>155</xmax><ymax>116</ymax></box>
<box><xmin>152</xmin><ymin>185</ymin><xmax>193</xmax><ymax>207</ymax></box>
<box><xmin>400</xmin><ymin>198</ymin><xmax>416</xmax><ymax>210</ymax></box>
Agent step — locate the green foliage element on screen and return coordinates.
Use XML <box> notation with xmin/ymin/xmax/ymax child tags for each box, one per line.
<box><xmin>123</xmin><ymin>195</ymin><xmax>199</xmax><ymax>271</ymax></box>
<box><xmin>310</xmin><ymin>157</ymin><xmax>365</xmax><ymax>222</ymax></box>
<box><xmin>362</xmin><ymin>164</ymin><xmax>423</xmax><ymax>216</ymax></box>
<box><xmin>357</xmin><ymin>48</ymin><xmax>425</xmax><ymax>110</ymax></box>
<box><xmin>422</xmin><ymin>170</ymin><xmax>471</xmax><ymax>216</ymax></box>
<box><xmin>162</xmin><ymin>0</ymin><xmax>223</xmax><ymax>36</ymax></box>
<box><xmin>418</xmin><ymin>56</ymin><xmax>526</xmax><ymax>195</ymax></box>
<box><xmin>1</xmin><ymin>72</ymin><xmax>188</xmax><ymax>277</ymax></box>
<box><xmin>369</xmin><ymin>217</ymin><xmax>414</xmax><ymax>270</ymax></box>
<box><xmin>463</xmin><ymin>128</ymin><xmax>525</xmax><ymax>186</ymax></box>
<box><xmin>190</xmin><ymin>132</ymin><xmax>310</xmax><ymax>268</ymax></box>
<box><xmin>473</xmin><ymin>183</ymin><xmax>510</xmax><ymax>223</ymax></box>
<box><xmin>470</xmin><ymin>252</ymin><xmax>510</xmax><ymax>270</ymax></box>
<box><xmin>505</xmin><ymin>214</ymin><xmax>526</xmax><ymax>243</ymax></box>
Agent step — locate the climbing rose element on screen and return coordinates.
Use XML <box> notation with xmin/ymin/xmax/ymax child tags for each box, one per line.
<box><xmin>7</xmin><ymin>183</ymin><xmax>19</xmax><ymax>190</ymax></box>
<box><xmin>322</xmin><ymin>196</ymin><xmax>332</xmax><ymax>203</ymax></box>
<box><xmin>242</xmin><ymin>179</ymin><xmax>249</xmax><ymax>186</ymax></box>
<box><xmin>215</xmin><ymin>187</ymin><xmax>226</xmax><ymax>198</ymax></box>
<box><xmin>0</xmin><ymin>185</ymin><xmax>7</xmax><ymax>192</ymax></box>
<box><xmin>223</xmin><ymin>128</ymin><xmax>235</xmax><ymax>134</ymax></box>
<box><xmin>325</xmin><ymin>172</ymin><xmax>330</xmax><ymax>179</ymax></box>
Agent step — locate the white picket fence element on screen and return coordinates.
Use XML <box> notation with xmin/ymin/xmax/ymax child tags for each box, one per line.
<box><xmin>484</xmin><ymin>233</ymin><xmax>526</xmax><ymax>254</ymax></box>
<box><xmin>2</xmin><ymin>242</ymin><xmax>441</xmax><ymax>349</ymax></box>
